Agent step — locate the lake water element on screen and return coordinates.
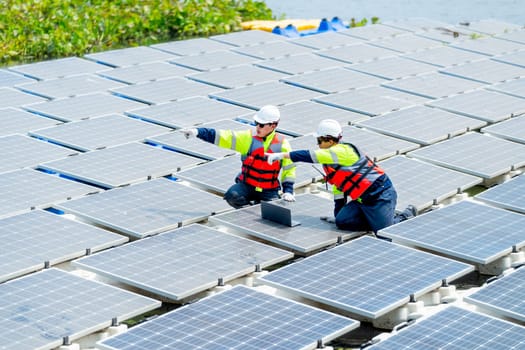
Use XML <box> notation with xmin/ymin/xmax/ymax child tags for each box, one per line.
<box><xmin>263</xmin><ymin>0</ymin><xmax>525</xmax><ymax>26</ymax></box>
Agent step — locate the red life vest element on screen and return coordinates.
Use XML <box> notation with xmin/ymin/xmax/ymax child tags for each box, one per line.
<box><xmin>323</xmin><ymin>143</ymin><xmax>385</xmax><ymax>200</ymax></box>
<box><xmin>239</xmin><ymin>134</ymin><xmax>283</xmax><ymax>190</ymax></box>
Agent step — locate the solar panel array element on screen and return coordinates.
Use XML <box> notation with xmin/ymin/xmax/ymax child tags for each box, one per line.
<box><xmin>2</xmin><ymin>16</ymin><xmax>525</xmax><ymax>350</ymax></box>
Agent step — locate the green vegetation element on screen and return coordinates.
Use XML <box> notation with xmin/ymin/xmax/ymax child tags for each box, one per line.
<box><xmin>0</xmin><ymin>0</ymin><xmax>273</xmax><ymax>66</ymax></box>
<box><xmin>350</xmin><ymin>16</ymin><xmax>380</xmax><ymax>27</ymax></box>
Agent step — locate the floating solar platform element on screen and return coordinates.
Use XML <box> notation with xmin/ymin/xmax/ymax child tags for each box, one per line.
<box><xmin>366</xmin><ymin>305</ymin><xmax>525</xmax><ymax>350</ymax></box>
<box><xmin>151</xmin><ymin>37</ymin><xmax>236</xmax><ymax>56</ymax></box>
<box><xmin>24</xmin><ymin>93</ymin><xmax>146</xmax><ymax>122</ymax></box>
<box><xmin>0</xmin><ymin>107</ymin><xmax>61</xmax><ymax>137</ymax></box>
<box><xmin>146</xmin><ymin>119</ymin><xmax>246</xmax><ymax>160</ymax></box>
<box><xmin>451</xmin><ymin>36</ymin><xmax>525</xmax><ymax>56</ymax></box>
<box><xmin>0</xmin><ymin>134</ymin><xmax>77</xmax><ymax>174</ymax></box>
<box><xmin>407</xmin><ymin>132</ymin><xmax>525</xmax><ymax>180</ymax></box>
<box><xmin>126</xmin><ymin>96</ymin><xmax>252</xmax><ymax>128</ymax></box>
<box><xmin>401</xmin><ymin>46</ymin><xmax>487</xmax><ymax>68</ymax></box>
<box><xmin>84</xmin><ymin>46</ymin><xmax>177</xmax><ymax>67</ymax></box>
<box><xmin>464</xmin><ymin>19</ymin><xmax>524</xmax><ymax>36</ymax></box>
<box><xmin>382</xmin><ymin>71</ymin><xmax>485</xmax><ymax>99</ymax></box>
<box><xmin>0</xmin><ymin>268</ymin><xmax>160</xmax><ymax>350</ymax></box>
<box><xmin>274</xmin><ymin>101</ymin><xmax>370</xmax><ymax>137</ymax></box>
<box><xmin>110</xmin><ymin>77</ymin><xmax>223</xmax><ymax>105</ymax></box>
<box><xmin>55</xmin><ymin>178</ymin><xmax>230</xmax><ymax>238</ymax></box>
<box><xmin>231</xmin><ymin>40</ymin><xmax>314</xmax><ymax>59</ymax></box>
<box><xmin>481</xmin><ymin>115</ymin><xmax>525</xmax><ymax>144</ymax></box>
<box><xmin>378</xmin><ymin>200</ymin><xmax>525</xmax><ymax>266</ymax></box>
<box><xmin>492</xmin><ymin>50</ymin><xmax>525</xmax><ymax>68</ymax></box>
<box><xmin>426</xmin><ymin>89</ymin><xmax>525</xmax><ymax>123</ymax></box>
<box><xmin>8</xmin><ymin>57</ymin><xmax>109</xmax><ymax>80</ymax></box>
<box><xmin>289</xmin><ymin>30</ymin><xmax>364</xmax><ymax>50</ymax></box>
<box><xmin>347</xmin><ymin>56</ymin><xmax>437</xmax><ymax>80</ymax></box>
<box><xmin>413</xmin><ymin>25</ymin><xmax>476</xmax><ymax>44</ymax></box>
<box><xmin>210</xmin><ymin>194</ymin><xmax>356</xmax><ymax>254</ymax></box>
<box><xmin>209</xmin><ymin>81</ymin><xmax>323</xmax><ymax>110</ymax></box>
<box><xmin>209</xmin><ymin>29</ymin><xmax>286</xmax><ymax>47</ymax></box>
<box><xmin>475</xmin><ymin>173</ymin><xmax>525</xmax><ymax>214</ymax></box>
<box><xmin>73</xmin><ymin>224</ymin><xmax>293</xmax><ymax>301</ymax></box>
<box><xmin>439</xmin><ymin>59</ymin><xmax>525</xmax><ymax>84</ymax></box>
<box><xmin>96</xmin><ymin>61</ymin><xmax>198</xmax><ymax>84</ymax></box>
<box><xmin>187</xmin><ymin>64</ymin><xmax>289</xmax><ymax>89</ymax></box>
<box><xmin>0</xmin><ymin>87</ymin><xmax>47</xmax><ymax>108</ymax></box>
<box><xmin>316</xmin><ymin>43</ymin><xmax>399</xmax><ymax>64</ymax></box>
<box><xmin>0</xmin><ymin>168</ymin><xmax>100</xmax><ymax>219</ymax></box>
<box><xmin>496</xmin><ymin>29</ymin><xmax>525</xmax><ymax>45</ymax></box>
<box><xmin>369</xmin><ymin>34</ymin><xmax>444</xmax><ymax>53</ymax></box>
<box><xmin>29</xmin><ymin>114</ymin><xmax>170</xmax><ymax>152</ymax></box>
<box><xmin>382</xmin><ymin>17</ymin><xmax>456</xmax><ymax>33</ymax></box>
<box><xmin>486</xmin><ymin>77</ymin><xmax>525</xmax><ymax>98</ymax></box>
<box><xmin>97</xmin><ymin>285</ymin><xmax>359</xmax><ymax>350</ymax></box>
<box><xmin>379</xmin><ymin>156</ymin><xmax>482</xmax><ymax>211</ymax></box>
<box><xmin>255</xmin><ymin>53</ymin><xmax>344</xmax><ymax>75</ymax></box>
<box><xmin>170</xmin><ymin>50</ymin><xmax>261</xmax><ymax>72</ymax></box>
<box><xmin>282</xmin><ymin>67</ymin><xmax>386</xmax><ymax>94</ymax></box>
<box><xmin>465</xmin><ymin>267</ymin><xmax>525</xmax><ymax>323</ymax></box>
<box><xmin>17</xmin><ymin>74</ymin><xmax>126</xmax><ymax>99</ymax></box>
<box><xmin>259</xmin><ymin>236</ymin><xmax>474</xmax><ymax>320</ymax></box>
<box><xmin>38</xmin><ymin>142</ymin><xmax>202</xmax><ymax>188</ymax></box>
<box><xmin>0</xmin><ymin>69</ymin><xmax>35</xmax><ymax>86</ymax></box>
<box><xmin>340</xmin><ymin>24</ymin><xmax>409</xmax><ymax>40</ymax></box>
<box><xmin>0</xmin><ymin>209</ymin><xmax>127</xmax><ymax>283</ymax></box>
<box><xmin>356</xmin><ymin>105</ymin><xmax>486</xmax><ymax>146</ymax></box>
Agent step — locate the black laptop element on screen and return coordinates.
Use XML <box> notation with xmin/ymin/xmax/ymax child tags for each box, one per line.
<box><xmin>260</xmin><ymin>201</ymin><xmax>301</xmax><ymax>227</ymax></box>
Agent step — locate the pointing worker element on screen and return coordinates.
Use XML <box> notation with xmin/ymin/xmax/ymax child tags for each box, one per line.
<box><xmin>181</xmin><ymin>105</ymin><xmax>296</xmax><ymax>208</ymax></box>
<box><xmin>266</xmin><ymin>119</ymin><xmax>415</xmax><ymax>233</ymax></box>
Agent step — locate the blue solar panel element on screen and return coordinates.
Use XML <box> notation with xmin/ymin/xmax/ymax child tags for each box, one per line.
<box><xmin>476</xmin><ymin>173</ymin><xmax>525</xmax><ymax>214</ymax></box>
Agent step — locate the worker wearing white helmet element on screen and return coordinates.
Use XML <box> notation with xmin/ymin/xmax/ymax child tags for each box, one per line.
<box><xmin>181</xmin><ymin>105</ymin><xmax>296</xmax><ymax>208</ymax></box>
<box><xmin>266</xmin><ymin>119</ymin><xmax>415</xmax><ymax>233</ymax></box>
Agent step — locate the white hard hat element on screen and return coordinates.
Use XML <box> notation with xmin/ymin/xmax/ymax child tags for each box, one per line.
<box><xmin>315</xmin><ymin>119</ymin><xmax>342</xmax><ymax>138</ymax></box>
<box><xmin>253</xmin><ymin>105</ymin><xmax>280</xmax><ymax>124</ymax></box>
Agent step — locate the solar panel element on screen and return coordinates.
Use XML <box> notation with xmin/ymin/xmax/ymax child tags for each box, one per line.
<box><xmin>465</xmin><ymin>267</ymin><xmax>525</xmax><ymax>323</ymax></box>
<box><xmin>0</xmin><ymin>134</ymin><xmax>77</xmax><ymax>174</ymax></box>
<box><xmin>0</xmin><ymin>268</ymin><xmax>160</xmax><ymax>350</ymax></box>
<box><xmin>0</xmin><ymin>209</ymin><xmax>127</xmax><ymax>283</ymax></box>
<box><xmin>209</xmin><ymin>29</ymin><xmax>286</xmax><ymax>47</ymax></box>
<box><xmin>17</xmin><ymin>74</ymin><xmax>126</xmax><ymax>99</ymax></box>
<box><xmin>0</xmin><ymin>87</ymin><xmax>47</xmax><ymax>108</ymax></box>
<box><xmin>24</xmin><ymin>93</ymin><xmax>146</xmax><ymax>122</ymax></box>
<box><xmin>492</xmin><ymin>50</ymin><xmax>525</xmax><ymax>68</ymax></box>
<box><xmin>8</xmin><ymin>57</ymin><xmax>109</xmax><ymax>80</ymax></box>
<box><xmin>379</xmin><ymin>156</ymin><xmax>482</xmax><ymax>212</ymax></box>
<box><xmin>427</xmin><ymin>89</ymin><xmax>525</xmax><ymax>123</ymax></box>
<box><xmin>401</xmin><ymin>46</ymin><xmax>487</xmax><ymax>68</ymax></box>
<box><xmin>0</xmin><ymin>169</ymin><xmax>100</xmax><ymax>219</ymax></box>
<box><xmin>84</xmin><ymin>46</ymin><xmax>176</xmax><ymax>67</ymax></box>
<box><xmin>29</xmin><ymin>114</ymin><xmax>170</xmax><ymax>152</ymax></box>
<box><xmin>55</xmin><ymin>178</ymin><xmax>231</xmax><ymax>238</ymax></box>
<box><xmin>231</xmin><ymin>40</ymin><xmax>314</xmax><ymax>59</ymax></box>
<box><xmin>97</xmin><ymin>285</ymin><xmax>359</xmax><ymax>350</ymax></box>
<box><xmin>282</xmin><ymin>67</ymin><xmax>387</xmax><ymax>93</ymax></box>
<box><xmin>369</xmin><ymin>34</ymin><xmax>444</xmax><ymax>53</ymax></box>
<box><xmin>347</xmin><ymin>56</ymin><xmax>437</xmax><ymax>80</ymax></box>
<box><xmin>340</xmin><ymin>24</ymin><xmax>409</xmax><ymax>40</ymax></box>
<box><xmin>439</xmin><ymin>59</ymin><xmax>525</xmax><ymax>84</ymax></box>
<box><xmin>464</xmin><ymin>19</ymin><xmax>524</xmax><ymax>35</ymax></box>
<box><xmin>289</xmin><ymin>30</ymin><xmax>364</xmax><ymax>50</ymax></box>
<box><xmin>451</xmin><ymin>36</ymin><xmax>524</xmax><ymax>56</ymax></box>
<box><xmin>126</xmin><ymin>96</ymin><xmax>252</xmax><ymax>128</ymax></box>
<box><xmin>171</xmin><ymin>50</ymin><xmax>261</xmax><ymax>72</ymax></box>
<box><xmin>151</xmin><ymin>37</ymin><xmax>235</xmax><ymax>56</ymax></box>
<box><xmin>382</xmin><ymin>72</ymin><xmax>485</xmax><ymax>99</ymax></box>
<box><xmin>97</xmin><ymin>61</ymin><xmax>197</xmax><ymax>84</ymax></box>
<box><xmin>73</xmin><ymin>223</ymin><xmax>293</xmax><ymax>301</ymax></box>
<box><xmin>209</xmin><ymin>81</ymin><xmax>323</xmax><ymax>110</ymax></box>
<box><xmin>481</xmin><ymin>116</ymin><xmax>525</xmax><ymax>144</ymax></box>
<box><xmin>38</xmin><ymin>142</ymin><xmax>202</xmax><ymax>188</ymax></box>
<box><xmin>0</xmin><ymin>107</ymin><xmax>61</xmax><ymax>137</ymax></box>
<box><xmin>407</xmin><ymin>132</ymin><xmax>525</xmax><ymax>179</ymax></box>
<box><xmin>382</xmin><ymin>18</ymin><xmax>455</xmax><ymax>33</ymax></box>
<box><xmin>0</xmin><ymin>69</ymin><xmax>35</xmax><ymax>86</ymax></box>
<box><xmin>255</xmin><ymin>53</ymin><xmax>344</xmax><ymax>75</ymax></box>
<box><xmin>356</xmin><ymin>105</ymin><xmax>487</xmax><ymax>146</ymax></box>
<box><xmin>187</xmin><ymin>64</ymin><xmax>289</xmax><ymax>89</ymax></box>
<box><xmin>316</xmin><ymin>43</ymin><xmax>399</xmax><ymax>64</ymax></box>
<box><xmin>209</xmin><ymin>194</ymin><xmax>357</xmax><ymax>254</ymax></box>
<box><xmin>366</xmin><ymin>306</ymin><xmax>525</xmax><ymax>349</ymax></box>
<box><xmin>259</xmin><ymin>236</ymin><xmax>474</xmax><ymax>319</ymax></box>
<box><xmin>486</xmin><ymin>77</ymin><xmax>525</xmax><ymax>99</ymax></box>
<box><xmin>379</xmin><ymin>200</ymin><xmax>525</xmax><ymax>265</ymax></box>
<box><xmin>475</xmin><ymin>173</ymin><xmax>525</xmax><ymax>214</ymax></box>
<box><xmin>496</xmin><ymin>29</ymin><xmax>525</xmax><ymax>45</ymax></box>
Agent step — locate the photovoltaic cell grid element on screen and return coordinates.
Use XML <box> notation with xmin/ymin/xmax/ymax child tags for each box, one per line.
<box><xmin>255</xmin><ymin>53</ymin><xmax>345</xmax><ymax>75</ymax></box>
<box><xmin>0</xmin><ymin>107</ymin><xmax>61</xmax><ymax>137</ymax></box>
<box><xmin>97</xmin><ymin>285</ymin><xmax>359</xmax><ymax>350</ymax></box>
<box><xmin>231</xmin><ymin>40</ymin><xmax>314</xmax><ymax>59</ymax></box>
<box><xmin>55</xmin><ymin>178</ymin><xmax>231</xmax><ymax>238</ymax></box>
<box><xmin>378</xmin><ymin>200</ymin><xmax>525</xmax><ymax>265</ymax></box>
<box><xmin>210</xmin><ymin>194</ymin><xmax>357</xmax><ymax>254</ymax></box>
<box><xmin>171</xmin><ymin>50</ymin><xmax>261</xmax><ymax>72</ymax></box>
<box><xmin>451</xmin><ymin>36</ymin><xmax>525</xmax><ymax>56</ymax></box>
<box><xmin>29</xmin><ymin>114</ymin><xmax>170</xmax><ymax>152</ymax></box>
<box><xmin>0</xmin><ymin>69</ymin><xmax>35</xmax><ymax>86</ymax></box>
<box><xmin>209</xmin><ymin>29</ymin><xmax>287</xmax><ymax>47</ymax></box>
<box><xmin>401</xmin><ymin>46</ymin><xmax>487</xmax><ymax>68</ymax></box>
<box><xmin>407</xmin><ymin>132</ymin><xmax>525</xmax><ymax>179</ymax></box>
<box><xmin>439</xmin><ymin>59</ymin><xmax>525</xmax><ymax>84</ymax></box>
<box><xmin>0</xmin><ymin>169</ymin><xmax>100</xmax><ymax>219</ymax></box>
<box><xmin>0</xmin><ymin>268</ymin><xmax>160</xmax><ymax>350</ymax></box>
<box><xmin>492</xmin><ymin>50</ymin><xmax>525</xmax><ymax>68</ymax></box>
<box><xmin>151</xmin><ymin>37</ymin><xmax>236</xmax><ymax>56</ymax></box>
<box><xmin>367</xmin><ymin>306</ymin><xmax>525</xmax><ymax>350</ymax></box>
<box><xmin>290</xmin><ymin>31</ymin><xmax>364</xmax><ymax>50</ymax></box>
<box><xmin>84</xmin><ymin>46</ymin><xmax>177</xmax><ymax>67</ymax></box>
<box><xmin>0</xmin><ymin>87</ymin><xmax>47</xmax><ymax>108</ymax></box>
<box><xmin>356</xmin><ymin>105</ymin><xmax>487</xmax><ymax>146</ymax></box>
<box><xmin>464</xmin><ymin>19</ymin><xmax>524</xmax><ymax>35</ymax></box>
<box><xmin>38</xmin><ymin>142</ymin><xmax>202</xmax><ymax>188</ymax></box>
<box><xmin>340</xmin><ymin>24</ymin><xmax>409</xmax><ymax>40</ymax></box>
<box><xmin>73</xmin><ymin>224</ymin><xmax>293</xmax><ymax>301</ymax></box>
<box><xmin>486</xmin><ymin>77</ymin><xmax>525</xmax><ymax>98</ymax></box>
<box><xmin>465</xmin><ymin>267</ymin><xmax>525</xmax><ymax>323</ymax></box>
<box><xmin>316</xmin><ymin>43</ymin><xmax>399</xmax><ymax>64</ymax></box>
<box><xmin>496</xmin><ymin>29</ymin><xmax>525</xmax><ymax>45</ymax></box>
<box><xmin>475</xmin><ymin>173</ymin><xmax>525</xmax><ymax>214</ymax></box>
<box><xmin>369</xmin><ymin>34</ymin><xmax>444</xmax><ymax>53</ymax></box>
<box><xmin>378</xmin><ymin>156</ymin><xmax>482</xmax><ymax>213</ymax></box>
<box><xmin>8</xmin><ymin>57</ymin><xmax>109</xmax><ymax>80</ymax></box>
<box><xmin>347</xmin><ymin>56</ymin><xmax>437</xmax><ymax>80</ymax></box>
<box><xmin>0</xmin><ymin>209</ymin><xmax>127</xmax><ymax>283</ymax></box>
<box><xmin>97</xmin><ymin>62</ymin><xmax>198</xmax><ymax>84</ymax></box>
<box><xmin>260</xmin><ymin>236</ymin><xmax>474</xmax><ymax>319</ymax></box>
<box><xmin>481</xmin><ymin>115</ymin><xmax>525</xmax><ymax>144</ymax></box>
